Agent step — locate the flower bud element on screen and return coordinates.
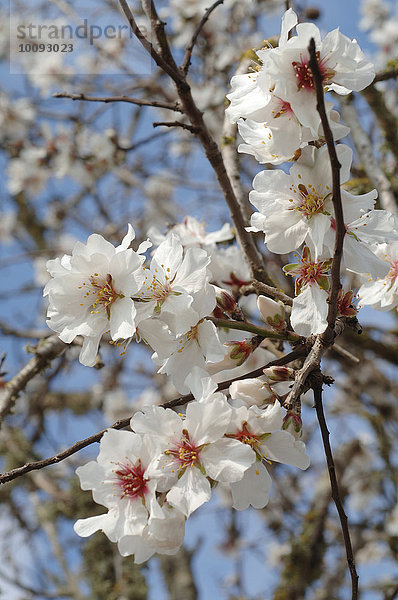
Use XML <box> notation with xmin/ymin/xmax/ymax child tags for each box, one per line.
<box><xmin>282</xmin><ymin>411</ymin><xmax>303</xmax><ymax>439</ymax></box>
<box><xmin>213</xmin><ymin>286</ymin><xmax>245</xmax><ymax>321</ymax></box>
<box><xmin>263</xmin><ymin>366</ymin><xmax>295</xmax><ymax>382</ymax></box>
<box><xmin>224</xmin><ymin>336</ymin><xmax>262</xmax><ymax>367</ymax></box>
<box><xmin>257</xmin><ymin>296</ymin><xmax>286</xmax><ymax>332</ymax></box>
<box><xmin>229</xmin><ymin>378</ymin><xmax>276</xmax><ymax>407</ymax></box>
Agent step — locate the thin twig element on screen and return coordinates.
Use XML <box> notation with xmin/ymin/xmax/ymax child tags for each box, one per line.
<box><xmin>0</xmin><ymin>348</ymin><xmax>307</xmax><ymax>485</ymax></box>
<box><xmin>311</xmin><ymin>372</ymin><xmax>359</xmax><ymax>600</ymax></box>
<box><xmin>308</xmin><ymin>38</ymin><xmax>345</xmax><ymax>346</ymax></box>
<box><xmin>210</xmin><ymin>317</ymin><xmax>301</xmax><ymax>342</ymax></box>
<box><xmin>52</xmin><ymin>92</ymin><xmax>183</xmax><ymax>112</ymax></box>
<box><xmin>181</xmin><ymin>0</ymin><xmax>225</xmax><ymax>74</ymax></box>
<box><xmin>118</xmin><ymin>0</ymin><xmax>183</xmax><ymax>83</ymax></box>
<box><xmin>152</xmin><ymin>120</ymin><xmax>199</xmax><ymax>133</ymax></box>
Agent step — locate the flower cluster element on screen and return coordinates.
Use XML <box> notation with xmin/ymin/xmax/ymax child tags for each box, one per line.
<box><xmin>227</xmin><ymin>8</ymin><xmax>398</xmax><ymax>335</ymax></box>
<box><xmin>41</xmin><ymin>7</ymin><xmax>398</xmax><ymax>567</ymax></box>
<box><xmin>74</xmin><ymin>378</ymin><xmax>309</xmax><ymax>562</ymax></box>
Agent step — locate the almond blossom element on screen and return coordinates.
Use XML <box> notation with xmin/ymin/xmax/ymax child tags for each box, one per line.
<box><xmin>140</xmin><ymin>287</ymin><xmax>226</xmax><ymax>394</ymax></box>
<box><xmin>134</xmin><ymin>234</ymin><xmax>212</xmax><ymax>336</ymax></box>
<box><xmin>44</xmin><ymin>225</ymin><xmax>147</xmax><ymax>366</ymax></box>
<box><xmin>131</xmin><ymin>400</ymin><xmax>255</xmax><ymax>517</ymax></box>
<box><xmin>283</xmin><ymin>246</ymin><xmax>331</xmax><ymax>336</ymax></box>
<box><xmin>236</xmin><ymin>100</ymin><xmax>349</xmax><ymax>165</ymax></box>
<box><xmin>248</xmin><ymin>144</ymin><xmax>352</xmax><ymax>257</ymax></box>
<box><xmin>73</xmin><ymin>429</ymin><xmax>161</xmax><ymax>544</ymax></box>
<box><xmin>225</xmin><ymin>401</ymin><xmax>310</xmax><ymax>510</ymax></box>
<box><xmin>260</xmin><ymin>9</ymin><xmax>375</xmax><ymax>135</ymax></box>
<box><xmin>357</xmin><ymin>242</ymin><xmax>398</xmax><ymax>310</ymax></box>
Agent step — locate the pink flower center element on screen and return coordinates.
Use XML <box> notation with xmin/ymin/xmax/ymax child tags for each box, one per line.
<box><xmin>272</xmin><ymin>98</ymin><xmax>293</xmax><ymax>119</ymax></box>
<box><xmin>292</xmin><ymin>51</ymin><xmax>335</xmax><ymax>91</ymax></box>
<box><xmin>113</xmin><ymin>459</ymin><xmax>149</xmax><ymax>500</ymax></box>
<box><xmin>231</xmin><ymin>423</ymin><xmax>260</xmax><ymax>450</ymax></box>
<box><xmin>165</xmin><ymin>430</ymin><xmax>201</xmax><ymax>469</ymax></box>
<box><xmin>388</xmin><ymin>260</ymin><xmax>398</xmax><ymax>281</ymax></box>
<box><xmin>298</xmin><ymin>260</ymin><xmax>326</xmax><ymax>284</ymax></box>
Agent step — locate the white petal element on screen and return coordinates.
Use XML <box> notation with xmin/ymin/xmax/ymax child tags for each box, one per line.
<box><xmin>166</xmin><ymin>468</ymin><xmax>211</xmax><ymax>517</ymax></box>
<box><xmin>231</xmin><ymin>462</ymin><xmax>272</xmax><ymax>510</ymax></box>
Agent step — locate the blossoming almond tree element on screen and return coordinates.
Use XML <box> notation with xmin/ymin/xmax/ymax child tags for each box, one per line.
<box><xmin>1</xmin><ymin>1</ymin><xmax>398</xmax><ymax>598</ymax></box>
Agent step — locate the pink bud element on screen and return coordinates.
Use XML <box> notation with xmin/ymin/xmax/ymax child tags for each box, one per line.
<box><xmin>282</xmin><ymin>411</ymin><xmax>302</xmax><ymax>439</ymax></box>
<box><xmin>213</xmin><ymin>286</ymin><xmax>244</xmax><ymax>321</ymax></box>
<box><xmin>263</xmin><ymin>366</ymin><xmax>295</xmax><ymax>382</ymax></box>
<box><xmin>224</xmin><ymin>336</ymin><xmax>262</xmax><ymax>367</ymax></box>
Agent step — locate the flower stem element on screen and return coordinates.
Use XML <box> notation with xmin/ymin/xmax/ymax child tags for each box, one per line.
<box><xmin>209</xmin><ymin>317</ymin><xmax>301</xmax><ymax>342</ymax></box>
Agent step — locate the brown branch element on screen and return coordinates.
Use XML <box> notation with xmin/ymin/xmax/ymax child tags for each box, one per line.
<box><xmin>119</xmin><ymin>0</ymin><xmax>271</xmax><ymax>287</ymax></box>
<box><xmin>373</xmin><ymin>67</ymin><xmax>398</xmax><ymax>83</ymax></box>
<box><xmin>52</xmin><ymin>92</ymin><xmax>183</xmax><ymax>113</ymax></box>
<box><xmin>181</xmin><ymin>0</ymin><xmax>225</xmax><ymax>75</ymax></box>
<box><xmin>308</xmin><ymin>38</ymin><xmax>345</xmax><ymax>347</ymax></box>
<box><xmin>0</xmin><ymin>336</ymin><xmax>68</xmax><ymax>426</ymax></box>
<box><xmin>152</xmin><ymin>120</ymin><xmax>199</xmax><ymax>133</ymax></box>
<box><xmin>311</xmin><ymin>371</ymin><xmax>359</xmax><ymax>600</ymax></box>
<box><xmin>118</xmin><ymin>0</ymin><xmax>183</xmax><ymax>84</ymax></box>
<box><xmin>0</xmin><ymin>347</ymin><xmax>307</xmax><ymax>485</ymax></box>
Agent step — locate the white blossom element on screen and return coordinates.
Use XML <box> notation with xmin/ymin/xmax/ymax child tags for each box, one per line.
<box><xmin>44</xmin><ymin>225</ymin><xmax>146</xmax><ymax>366</ymax></box>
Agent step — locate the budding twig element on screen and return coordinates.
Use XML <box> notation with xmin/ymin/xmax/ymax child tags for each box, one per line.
<box><xmin>0</xmin><ymin>347</ymin><xmax>307</xmax><ymax>485</ymax></box>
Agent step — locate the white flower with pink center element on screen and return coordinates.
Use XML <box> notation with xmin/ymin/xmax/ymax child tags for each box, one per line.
<box><xmin>134</xmin><ymin>233</ymin><xmax>212</xmax><ymax>336</ymax></box>
<box><xmin>260</xmin><ymin>9</ymin><xmax>375</xmax><ymax>135</ymax></box>
<box><xmin>131</xmin><ymin>400</ymin><xmax>255</xmax><ymax>517</ymax></box>
<box><xmin>357</xmin><ymin>242</ymin><xmax>398</xmax><ymax>311</ymax></box>
<box><xmin>237</xmin><ymin>98</ymin><xmax>349</xmax><ymax>165</ymax></box>
<box><xmin>283</xmin><ymin>247</ymin><xmax>331</xmax><ymax>336</ymax></box>
<box><xmin>140</xmin><ymin>287</ymin><xmax>226</xmax><ymax>394</ymax></box>
<box><xmin>225</xmin><ymin>402</ymin><xmax>310</xmax><ymax>510</ymax></box>
<box><xmin>44</xmin><ymin>225</ymin><xmax>147</xmax><ymax>366</ymax></box>
<box><xmin>248</xmin><ymin>144</ymin><xmax>355</xmax><ymax>258</ymax></box>
<box><xmin>73</xmin><ymin>429</ymin><xmax>161</xmax><ymax>544</ymax></box>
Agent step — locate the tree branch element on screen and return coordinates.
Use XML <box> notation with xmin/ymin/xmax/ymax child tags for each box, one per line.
<box><xmin>311</xmin><ymin>371</ymin><xmax>359</xmax><ymax>600</ymax></box>
<box><xmin>52</xmin><ymin>92</ymin><xmax>183</xmax><ymax>113</ymax></box>
<box><xmin>181</xmin><ymin>0</ymin><xmax>225</xmax><ymax>75</ymax></box>
<box><xmin>0</xmin><ymin>348</ymin><xmax>307</xmax><ymax>485</ymax></box>
<box><xmin>308</xmin><ymin>38</ymin><xmax>345</xmax><ymax>346</ymax></box>
<box><xmin>152</xmin><ymin>120</ymin><xmax>199</xmax><ymax>133</ymax></box>
<box><xmin>119</xmin><ymin>0</ymin><xmax>271</xmax><ymax>287</ymax></box>
<box><xmin>210</xmin><ymin>317</ymin><xmax>301</xmax><ymax>342</ymax></box>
